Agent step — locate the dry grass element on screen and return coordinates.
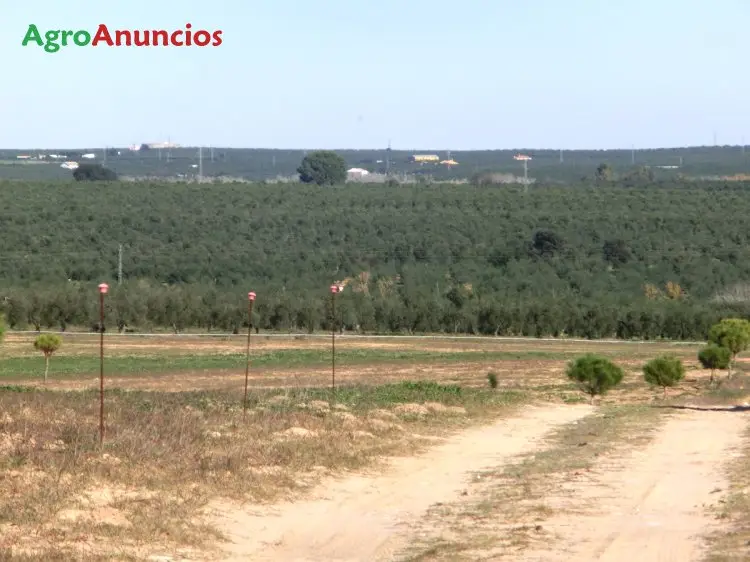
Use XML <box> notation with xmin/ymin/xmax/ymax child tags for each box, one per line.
<box><xmin>0</xmin><ymin>382</ymin><xmax>526</xmax><ymax>560</ymax></box>
<box><xmin>0</xmin><ymin>332</ymin><xmax>732</xmax><ymax>560</ymax></box>
<box><xmin>399</xmin><ymin>403</ymin><xmax>667</xmax><ymax>561</ymax></box>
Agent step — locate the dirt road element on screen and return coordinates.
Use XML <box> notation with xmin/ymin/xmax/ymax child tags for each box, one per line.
<box><xmin>207</xmin><ymin>404</ymin><xmax>593</xmax><ymax>562</ymax></box>
<box><xmin>516</xmin><ymin>407</ymin><xmax>747</xmax><ymax>562</ymax></box>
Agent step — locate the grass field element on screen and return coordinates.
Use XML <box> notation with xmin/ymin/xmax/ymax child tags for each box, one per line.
<box><xmin>0</xmin><ymin>332</ymin><xmax>748</xmax><ymax>561</ymax></box>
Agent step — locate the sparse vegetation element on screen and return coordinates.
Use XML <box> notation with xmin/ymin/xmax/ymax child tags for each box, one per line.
<box><xmin>0</xmin><ymin>377</ymin><xmax>526</xmax><ymax>559</ymax></box>
<box><xmin>565</xmin><ymin>354</ymin><xmax>625</xmax><ymax>404</ymax></box>
<box><xmin>643</xmin><ymin>355</ymin><xmax>685</xmax><ymax>398</ymax></box>
<box><xmin>0</xmin><ymin>329</ymin><xmax>743</xmax><ymax>560</ymax></box>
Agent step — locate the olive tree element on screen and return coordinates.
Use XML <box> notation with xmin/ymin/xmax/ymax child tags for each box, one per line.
<box><xmin>643</xmin><ymin>355</ymin><xmax>685</xmax><ymax>398</ymax></box>
<box><xmin>33</xmin><ymin>334</ymin><xmax>62</xmax><ymax>384</ymax></box>
<box><xmin>566</xmin><ymin>354</ymin><xmax>624</xmax><ymax>404</ymax></box>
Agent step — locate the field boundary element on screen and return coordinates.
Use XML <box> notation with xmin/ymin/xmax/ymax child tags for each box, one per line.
<box><xmin>9</xmin><ymin>330</ymin><xmax>705</xmax><ymax>345</ymax></box>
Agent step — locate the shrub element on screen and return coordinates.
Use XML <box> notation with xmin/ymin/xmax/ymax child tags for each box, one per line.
<box><xmin>565</xmin><ymin>354</ymin><xmax>624</xmax><ymax>404</ymax></box>
<box><xmin>487</xmin><ymin>371</ymin><xmax>498</xmax><ymax>389</ymax></box>
<box><xmin>643</xmin><ymin>355</ymin><xmax>685</xmax><ymax>398</ymax></box>
<box><xmin>697</xmin><ymin>344</ymin><xmax>731</xmax><ymax>384</ymax></box>
<box><xmin>708</xmin><ymin>318</ymin><xmax>750</xmax><ymax>377</ymax></box>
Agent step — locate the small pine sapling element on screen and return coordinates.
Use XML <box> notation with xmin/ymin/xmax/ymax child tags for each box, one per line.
<box><xmin>487</xmin><ymin>371</ymin><xmax>498</xmax><ymax>389</ymax></box>
<box><xmin>33</xmin><ymin>334</ymin><xmax>62</xmax><ymax>384</ymax></box>
<box><xmin>708</xmin><ymin>318</ymin><xmax>750</xmax><ymax>378</ymax></box>
<box><xmin>565</xmin><ymin>354</ymin><xmax>625</xmax><ymax>404</ymax></box>
<box><xmin>697</xmin><ymin>344</ymin><xmax>731</xmax><ymax>384</ymax></box>
<box><xmin>643</xmin><ymin>355</ymin><xmax>685</xmax><ymax>398</ymax></box>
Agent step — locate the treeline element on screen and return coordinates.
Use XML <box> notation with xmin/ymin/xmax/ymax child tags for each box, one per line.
<box><xmin>0</xmin><ymin>283</ymin><xmax>744</xmax><ymax>340</ymax></box>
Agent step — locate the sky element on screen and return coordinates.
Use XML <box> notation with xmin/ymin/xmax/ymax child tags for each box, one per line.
<box><xmin>1</xmin><ymin>0</ymin><xmax>749</xmax><ymax>150</ymax></box>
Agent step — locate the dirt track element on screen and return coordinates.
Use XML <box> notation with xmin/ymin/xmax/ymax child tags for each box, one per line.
<box><xmin>207</xmin><ymin>404</ymin><xmax>593</xmax><ymax>561</ymax></box>
<box><xmin>206</xmin><ymin>405</ymin><xmax>746</xmax><ymax>561</ymax></box>
<box><xmin>515</xmin><ymin>407</ymin><xmax>746</xmax><ymax>562</ymax></box>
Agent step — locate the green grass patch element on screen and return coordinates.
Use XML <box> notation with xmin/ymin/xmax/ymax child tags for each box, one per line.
<box><xmin>0</xmin><ymin>349</ymin><xmax>568</xmax><ymax>380</ymax></box>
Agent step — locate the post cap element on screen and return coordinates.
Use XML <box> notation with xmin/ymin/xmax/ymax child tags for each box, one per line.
<box><xmin>98</xmin><ymin>283</ymin><xmax>109</xmax><ymax>294</ymax></box>
<box><xmin>330</xmin><ymin>284</ymin><xmax>339</xmax><ymax>294</ymax></box>
<box><xmin>248</xmin><ymin>291</ymin><xmax>256</xmax><ymax>301</ymax></box>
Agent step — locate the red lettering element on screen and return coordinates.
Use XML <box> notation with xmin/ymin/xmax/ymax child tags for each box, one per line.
<box><xmin>212</xmin><ymin>30</ymin><xmax>223</xmax><ymax>46</ymax></box>
<box><xmin>115</xmin><ymin>30</ymin><xmax>131</xmax><ymax>46</ymax></box>
<box><xmin>91</xmin><ymin>24</ymin><xmax>113</xmax><ymax>46</ymax></box>
<box><xmin>133</xmin><ymin>30</ymin><xmax>149</xmax><ymax>47</ymax></box>
<box><xmin>170</xmin><ymin>30</ymin><xmax>183</xmax><ymax>46</ymax></box>
<box><xmin>193</xmin><ymin>30</ymin><xmax>211</xmax><ymax>46</ymax></box>
<box><xmin>152</xmin><ymin>30</ymin><xmax>168</xmax><ymax>46</ymax></box>
<box><xmin>184</xmin><ymin>23</ymin><xmax>192</xmax><ymax>46</ymax></box>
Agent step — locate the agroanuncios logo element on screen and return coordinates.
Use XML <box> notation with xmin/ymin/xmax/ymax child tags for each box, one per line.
<box><xmin>21</xmin><ymin>23</ymin><xmax>223</xmax><ymax>53</ymax></box>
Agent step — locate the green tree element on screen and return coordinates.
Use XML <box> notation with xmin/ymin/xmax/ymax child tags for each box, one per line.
<box><xmin>595</xmin><ymin>163</ymin><xmax>614</xmax><ymax>182</ymax></box>
<box><xmin>73</xmin><ymin>163</ymin><xmax>118</xmax><ymax>181</ymax></box>
<box><xmin>602</xmin><ymin>239</ymin><xmax>631</xmax><ymax>265</ymax></box>
<box><xmin>643</xmin><ymin>355</ymin><xmax>685</xmax><ymax>398</ymax></box>
<box><xmin>707</xmin><ymin>318</ymin><xmax>750</xmax><ymax>377</ymax></box>
<box><xmin>565</xmin><ymin>354</ymin><xmax>625</xmax><ymax>404</ymax></box>
<box><xmin>33</xmin><ymin>333</ymin><xmax>62</xmax><ymax>384</ymax></box>
<box><xmin>531</xmin><ymin>230</ymin><xmax>564</xmax><ymax>258</ymax></box>
<box><xmin>297</xmin><ymin>151</ymin><xmax>347</xmax><ymax>186</ymax></box>
<box><xmin>697</xmin><ymin>344</ymin><xmax>731</xmax><ymax>384</ymax></box>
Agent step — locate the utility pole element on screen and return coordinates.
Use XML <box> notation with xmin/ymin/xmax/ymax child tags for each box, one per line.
<box><xmin>559</xmin><ymin>148</ymin><xmax>563</xmax><ymax>164</ymax></box>
<box><xmin>210</xmin><ymin>147</ymin><xmax>215</xmax><ymax>162</ymax></box>
<box><xmin>198</xmin><ymin>147</ymin><xmax>203</xmax><ymax>181</ymax></box>
<box><xmin>103</xmin><ymin>146</ymin><xmax>107</xmax><ymax>166</ymax></box>
<box><xmin>117</xmin><ymin>244</ymin><xmax>123</xmax><ymax>285</ymax></box>
<box><xmin>631</xmin><ymin>145</ymin><xmax>635</xmax><ymax>165</ymax></box>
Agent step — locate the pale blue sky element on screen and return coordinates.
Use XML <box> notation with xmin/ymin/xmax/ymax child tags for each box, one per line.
<box><xmin>1</xmin><ymin>0</ymin><xmax>748</xmax><ymax>150</ymax></box>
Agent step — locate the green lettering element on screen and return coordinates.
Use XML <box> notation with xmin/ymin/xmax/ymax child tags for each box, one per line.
<box><xmin>62</xmin><ymin>30</ymin><xmax>73</xmax><ymax>46</ymax></box>
<box><xmin>73</xmin><ymin>30</ymin><xmax>91</xmax><ymax>46</ymax></box>
<box><xmin>21</xmin><ymin>24</ymin><xmax>43</xmax><ymax>47</ymax></box>
<box><xmin>44</xmin><ymin>30</ymin><xmax>60</xmax><ymax>53</ymax></box>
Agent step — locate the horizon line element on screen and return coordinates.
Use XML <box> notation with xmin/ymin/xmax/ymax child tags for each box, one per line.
<box><xmin>0</xmin><ymin>143</ymin><xmax>746</xmax><ymax>152</ymax></box>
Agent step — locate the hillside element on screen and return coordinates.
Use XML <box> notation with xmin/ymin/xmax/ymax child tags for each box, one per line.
<box><xmin>0</xmin><ymin>179</ymin><xmax>749</xmax><ymax>338</ymax></box>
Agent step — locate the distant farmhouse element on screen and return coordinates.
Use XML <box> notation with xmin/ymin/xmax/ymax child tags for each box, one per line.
<box><xmin>410</xmin><ymin>154</ymin><xmax>440</xmax><ymax>163</ymax></box>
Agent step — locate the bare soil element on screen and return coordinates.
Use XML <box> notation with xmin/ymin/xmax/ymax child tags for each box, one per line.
<box><xmin>512</xmin><ymin>408</ymin><xmax>747</xmax><ymax>561</ymax></box>
<box><xmin>206</xmin><ymin>404</ymin><xmax>593</xmax><ymax>561</ymax></box>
